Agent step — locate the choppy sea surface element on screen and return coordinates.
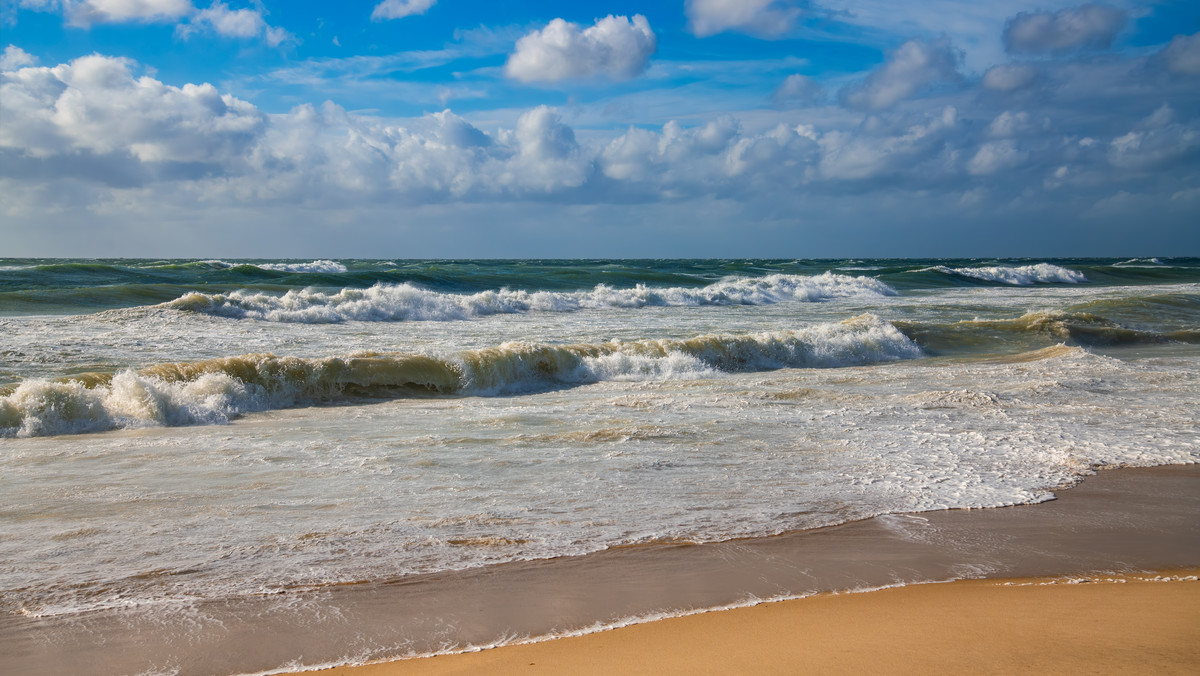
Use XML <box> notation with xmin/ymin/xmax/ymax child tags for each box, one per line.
<box><xmin>2</xmin><ymin>258</ymin><xmax>1198</xmax><ymax>641</ymax></box>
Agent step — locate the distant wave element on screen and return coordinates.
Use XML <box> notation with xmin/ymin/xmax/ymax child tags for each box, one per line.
<box><xmin>254</xmin><ymin>260</ymin><xmax>349</xmax><ymax>273</ymax></box>
<box><xmin>1114</xmin><ymin>258</ymin><xmax>1165</xmax><ymax>267</ymax></box>
<box><xmin>1</xmin><ymin>315</ymin><xmax>920</xmax><ymax>437</ymax></box>
<box><xmin>200</xmin><ymin>259</ymin><xmax>350</xmax><ymax>273</ymax></box>
<box><xmin>164</xmin><ymin>273</ymin><xmax>897</xmax><ymax>323</ymax></box>
<box><xmin>917</xmin><ymin>263</ymin><xmax>1086</xmax><ymax>285</ymax></box>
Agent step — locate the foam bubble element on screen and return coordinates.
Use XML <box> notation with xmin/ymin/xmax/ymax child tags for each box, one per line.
<box><xmin>165</xmin><ymin>273</ymin><xmax>897</xmax><ymax>323</ymax></box>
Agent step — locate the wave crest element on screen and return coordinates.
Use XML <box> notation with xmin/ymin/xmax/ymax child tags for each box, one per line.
<box><xmin>919</xmin><ymin>263</ymin><xmax>1086</xmax><ymax>285</ymax></box>
<box><xmin>164</xmin><ymin>273</ymin><xmax>897</xmax><ymax>323</ymax></box>
<box><xmin>1</xmin><ymin>315</ymin><xmax>920</xmax><ymax>437</ymax></box>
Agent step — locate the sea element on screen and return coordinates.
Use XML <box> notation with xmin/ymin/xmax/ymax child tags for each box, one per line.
<box><xmin>2</xmin><ymin>257</ymin><xmax>1199</xmax><ymax>674</ymax></box>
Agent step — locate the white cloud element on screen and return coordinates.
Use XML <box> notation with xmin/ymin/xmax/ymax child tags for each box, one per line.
<box><xmin>1108</xmin><ymin>110</ymin><xmax>1200</xmax><ymax>170</ymax></box>
<box><xmin>839</xmin><ymin>39</ymin><xmax>960</xmax><ymax>110</ymax></box>
<box><xmin>1003</xmin><ymin>3</ymin><xmax>1126</xmax><ymax>55</ymax></box>
<box><xmin>66</xmin><ymin>0</ymin><xmax>193</xmax><ymax>27</ymax></box>
<box><xmin>1161</xmin><ymin>31</ymin><xmax>1200</xmax><ymax>76</ymax></box>
<box><xmin>504</xmin><ymin>15</ymin><xmax>656</xmax><ymax>83</ymax></box>
<box><xmin>685</xmin><ymin>0</ymin><xmax>805</xmax><ymax>38</ymax></box>
<box><xmin>981</xmin><ymin>63</ymin><xmax>1038</xmax><ymax>91</ymax></box>
<box><xmin>773</xmin><ymin>73</ymin><xmax>823</xmax><ymax>106</ymax></box>
<box><xmin>0</xmin><ymin>54</ymin><xmax>264</xmax><ymax>170</ymax></box>
<box><xmin>968</xmin><ymin>140</ymin><xmax>1027</xmax><ymax>175</ymax></box>
<box><xmin>371</xmin><ymin>0</ymin><xmax>436</xmax><ymax>22</ymax></box>
<box><xmin>501</xmin><ymin>106</ymin><xmax>588</xmax><ymax>192</ymax></box>
<box><xmin>986</xmin><ymin>110</ymin><xmax>1046</xmax><ymax>138</ymax></box>
<box><xmin>14</xmin><ymin>1</ymin><xmax>292</xmax><ymax>45</ymax></box>
<box><xmin>597</xmin><ymin>117</ymin><xmax>818</xmax><ymax>191</ymax></box>
<box><xmin>178</xmin><ymin>2</ymin><xmax>295</xmax><ymax>46</ymax></box>
<box><xmin>4</xmin><ymin>41</ymin><xmax>1200</xmax><ymax>256</ymax></box>
<box><xmin>1</xmin><ymin>45</ymin><xmax>37</xmax><ymax>70</ymax></box>
<box><xmin>818</xmin><ymin>106</ymin><xmax>959</xmax><ymax>180</ymax></box>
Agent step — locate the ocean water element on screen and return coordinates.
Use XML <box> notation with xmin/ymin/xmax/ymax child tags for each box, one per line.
<box><xmin>2</xmin><ymin>258</ymin><xmax>1199</xmax><ymax>671</ymax></box>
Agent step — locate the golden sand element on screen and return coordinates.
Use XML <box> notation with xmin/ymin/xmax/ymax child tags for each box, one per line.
<box><xmin>287</xmin><ymin>568</ymin><xmax>1200</xmax><ymax>676</ymax></box>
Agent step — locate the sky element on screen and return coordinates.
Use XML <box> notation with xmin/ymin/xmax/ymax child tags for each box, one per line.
<box><xmin>1</xmin><ymin>0</ymin><xmax>1198</xmax><ymax>258</ymax></box>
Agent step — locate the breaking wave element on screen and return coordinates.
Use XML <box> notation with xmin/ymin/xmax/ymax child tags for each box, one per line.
<box><xmin>895</xmin><ymin>310</ymin><xmax>1200</xmax><ymax>353</ymax></box>
<box><xmin>194</xmin><ymin>259</ymin><xmax>350</xmax><ymax>273</ymax></box>
<box><xmin>1</xmin><ymin>315</ymin><xmax>920</xmax><ymax>437</ymax></box>
<box><xmin>917</xmin><ymin>263</ymin><xmax>1086</xmax><ymax>285</ymax></box>
<box><xmin>164</xmin><ymin>273</ymin><xmax>897</xmax><ymax>323</ymax></box>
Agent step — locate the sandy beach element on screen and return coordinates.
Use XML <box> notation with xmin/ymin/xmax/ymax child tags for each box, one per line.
<box><xmin>5</xmin><ymin>464</ymin><xmax>1198</xmax><ymax>676</ymax></box>
<box><xmin>275</xmin><ymin>464</ymin><xmax>1200</xmax><ymax>676</ymax></box>
<box><xmin>293</xmin><ymin>569</ymin><xmax>1200</xmax><ymax>676</ymax></box>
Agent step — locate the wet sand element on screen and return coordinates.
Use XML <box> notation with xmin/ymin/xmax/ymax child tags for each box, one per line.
<box><xmin>298</xmin><ymin>569</ymin><xmax>1200</xmax><ymax>676</ymax></box>
<box><xmin>4</xmin><ymin>464</ymin><xmax>1199</xmax><ymax>675</ymax></box>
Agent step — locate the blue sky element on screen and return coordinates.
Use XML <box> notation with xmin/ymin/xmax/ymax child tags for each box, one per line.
<box><xmin>1</xmin><ymin>1</ymin><xmax>1198</xmax><ymax>257</ymax></box>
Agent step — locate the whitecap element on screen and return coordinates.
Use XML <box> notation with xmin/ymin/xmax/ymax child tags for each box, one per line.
<box><xmin>165</xmin><ymin>272</ymin><xmax>897</xmax><ymax>323</ymax></box>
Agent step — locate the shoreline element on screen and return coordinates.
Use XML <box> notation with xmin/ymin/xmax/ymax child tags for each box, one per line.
<box><xmin>283</xmin><ymin>568</ymin><xmax>1200</xmax><ymax>676</ymax></box>
<box><xmin>5</xmin><ymin>463</ymin><xmax>1199</xmax><ymax>676</ymax></box>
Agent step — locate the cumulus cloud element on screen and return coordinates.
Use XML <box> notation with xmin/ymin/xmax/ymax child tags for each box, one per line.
<box><xmin>817</xmin><ymin>106</ymin><xmax>959</xmax><ymax>181</ymax></box>
<box><xmin>968</xmin><ymin>140</ymin><xmax>1027</xmax><ymax>175</ymax></box>
<box><xmin>4</xmin><ymin>40</ymin><xmax>1200</xmax><ymax>244</ymax></box>
<box><xmin>986</xmin><ymin>111</ymin><xmax>1045</xmax><ymax>138</ymax></box>
<box><xmin>597</xmin><ymin>117</ymin><xmax>818</xmax><ymax>194</ymax></box>
<box><xmin>1003</xmin><ymin>4</ymin><xmax>1126</xmax><ymax>55</ymax></box>
<box><xmin>981</xmin><ymin>63</ymin><xmax>1038</xmax><ymax>92</ymax></box>
<box><xmin>1</xmin><ymin>45</ymin><xmax>37</xmax><ymax>70</ymax></box>
<box><xmin>65</xmin><ymin>0</ymin><xmax>193</xmax><ymax>26</ymax></box>
<box><xmin>1161</xmin><ymin>31</ymin><xmax>1200</xmax><ymax>75</ymax></box>
<box><xmin>177</xmin><ymin>2</ymin><xmax>294</xmax><ymax>46</ymax></box>
<box><xmin>685</xmin><ymin>0</ymin><xmax>805</xmax><ymax>38</ymax></box>
<box><xmin>0</xmin><ymin>53</ymin><xmax>265</xmax><ymax>176</ymax></box>
<box><xmin>1108</xmin><ymin>106</ymin><xmax>1200</xmax><ymax>171</ymax></box>
<box><xmin>371</xmin><ymin>0</ymin><xmax>436</xmax><ymax>22</ymax></box>
<box><xmin>504</xmin><ymin>15</ymin><xmax>656</xmax><ymax>83</ymax></box>
<box><xmin>14</xmin><ymin>1</ymin><xmax>292</xmax><ymax>46</ymax></box>
<box><xmin>773</xmin><ymin>73</ymin><xmax>823</xmax><ymax>107</ymax></box>
<box><xmin>839</xmin><ymin>39</ymin><xmax>961</xmax><ymax>111</ymax></box>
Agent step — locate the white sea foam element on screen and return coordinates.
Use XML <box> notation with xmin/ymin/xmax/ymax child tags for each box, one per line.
<box><xmin>1115</xmin><ymin>258</ymin><xmax>1164</xmax><ymax>266</ymax></box>
<box><xmin>920</xmin><ymin>263</ymin><xmax>1086</xmax><ymax>285</ymax></box>
<box><xmin>0</xmin><ymin>371</ymin><xmax>267</xmax><ymax>437</ymax></box>
<box><xmin>254</xmin><ymin>260</ymin><xmax>349</xmax><ymax>273</ymax></box>
<box><xmin>183</xmin><ymin>260</ymin><xmax>349</xmax><ymax>273</ymax></box>
<box><xmin>165</xmin><ymin>273</ymin><xmax>896</xmax><ymax>323</ymax></box>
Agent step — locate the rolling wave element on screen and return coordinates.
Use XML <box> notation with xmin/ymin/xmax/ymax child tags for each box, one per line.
<box><xmin>896</xmin><ymin>309</ymin><xmax>1200</xmax><ymax>353</ymax></box>
<box><xmin>163</xmin><ymin>260</ymin><xmax>350</xmax><ymax>273</ymax></box>
<box><xmin>1114</xmin><ymin>258</ymin><xmax>1164</xmax><ymax>266</ymax></box>
<box><xmin>0</xmin><ymin>315</ymin><xmax>920</xmax><ymax>437</ymax></box>
<box><xmin>915</xmin><ymin>263</ymin><xmax>1086</xmax><ymax>285</ymax></box>
<box><xmin>164</xmin><ymin>273</ymin><xmax>897</xmax><ymax>323</ymax></box>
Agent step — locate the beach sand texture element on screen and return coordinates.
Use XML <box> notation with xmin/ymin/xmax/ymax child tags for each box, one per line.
<box><xmin>10</xmin><ymin>464</ymin><xmax>1195</xmax><ymax>675</ymax></box>
<box><xmin>298</xmin><ymin>570</ymin><xmax>1200</xmax><ymax>676</ymax></box>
